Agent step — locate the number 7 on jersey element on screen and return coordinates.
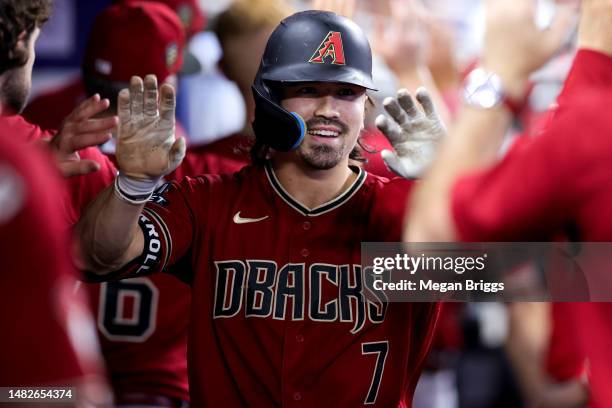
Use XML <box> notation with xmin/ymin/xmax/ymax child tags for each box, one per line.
<box><xmin>361</xmin><ymin>341</ymin><xmax>389</xmax><ymax>405</ymax></box>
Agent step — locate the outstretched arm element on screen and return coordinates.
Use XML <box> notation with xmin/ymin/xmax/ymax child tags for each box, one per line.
<box><xmin>75</xmin><ymin>75</ymin><xmax>185</xmax><ymax>274</ymax></box>
<box><xmin>405</xmin><ymin>0</ymin><xmax>573</xmax><ymax>242</ymax></box>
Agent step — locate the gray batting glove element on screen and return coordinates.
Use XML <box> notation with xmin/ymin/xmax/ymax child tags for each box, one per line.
<box><xmin>375</xmin><ymin>87</ymin><xmax>446</xmax><ymax>179</ymax></box>
<box><xmin>116</xmin><ymin>75</ymin><xmax>186</xmax><ymax>181</ymax></box>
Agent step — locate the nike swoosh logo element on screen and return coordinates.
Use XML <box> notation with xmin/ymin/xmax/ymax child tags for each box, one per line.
<box><xmin>233</xmin><ymin>211</ymin><xmax>269</xmax><ymax>224</ymax></box>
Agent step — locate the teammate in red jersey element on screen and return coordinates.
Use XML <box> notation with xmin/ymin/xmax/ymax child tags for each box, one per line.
<box><xmin>76</xmin><ymin>10</ymin><xmax>440</xmax><ymax>407</ymax></box>
<box><xmin>0</xmin><ymin>133</ymin><xmax>110</xmax><ymax>405</ymax></box>
<box><xmin>393</xmin><ymin>1</ymin><xmax>612</xmax><ymax>407</ymax></box>
<box><xmin>0</xmin><ymin>7</ymin><xmax>111</xmax><ymax>389</ymax></box>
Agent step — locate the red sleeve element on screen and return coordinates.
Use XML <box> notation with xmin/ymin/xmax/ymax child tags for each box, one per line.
<box><xmin>558</xmin><ymin>49</ymin><xmax>612</xmax><ymax>105</ymax></box>
<box><xmin>168</xmin><ymin>149</ymin><xmax>246</xmax><ymax>180</ymax></box>
<box><xmin>545</xmin><ymin>302</ymin><xmax>586</xmax><ymax>382</ymax></box>
<box><xmin>0</xmin><ymin>136</ymin><xmax>104</xmax><ymax>385</ymax></box>
<box><xmin>368</xmin><ymin>175</ymin><xmax>414</xmax><ymax>241</ymax></box>
<box><xmin>451</xmin><ymin>90</ymin><xmax>610</xmax><ymax>241</ymax></box>
<box><xmin>0</xmin><ymin>114</ymin><xmax>55</xmax><ymax>142</ymax></box>
<box><xmin>0</xmin><ymin>115</ymin><xmax>118</xmax><ymax>225</ymax></box>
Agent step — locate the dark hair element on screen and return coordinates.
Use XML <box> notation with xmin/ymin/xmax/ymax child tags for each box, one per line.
<box><xmin>0</xmin><ymin>0</ymin><xmax>53</xmax><ymax>75</ymax></box>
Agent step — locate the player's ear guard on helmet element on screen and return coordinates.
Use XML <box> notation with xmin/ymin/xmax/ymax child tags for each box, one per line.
<box><xmin>251</xmin><ymin>76</ymin><xmax>306</xmax><ymax>152</ymax></box>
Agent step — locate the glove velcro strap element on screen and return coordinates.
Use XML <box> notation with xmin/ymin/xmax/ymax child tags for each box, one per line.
<box><xmin>114</xmin><ymin>173</ymin><xmax>160</xmax><ymax>205</ymax></box>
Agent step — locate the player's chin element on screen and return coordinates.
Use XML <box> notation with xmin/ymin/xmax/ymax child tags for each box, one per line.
<box><xmin>300</xmin><ymin>147</ymin><xmax>344</xmax><ymax>170</ymax></box>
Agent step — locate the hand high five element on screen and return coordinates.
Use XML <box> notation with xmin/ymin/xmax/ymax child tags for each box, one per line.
<box><xmin>49</xmin><ymin>94</ymin><xmax>118</xmax><ymax>177</ymax></box>
<box><xmin>375</xmin><ymin>88</ymin><xmax>446</xmax><ymax>179</ymax></box>
<box><xmin>116</xmin><ymin>75</ymin><xmax>185</xmax><ymax>181</ymax></box>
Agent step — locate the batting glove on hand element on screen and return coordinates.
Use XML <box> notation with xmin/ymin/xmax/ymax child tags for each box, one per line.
<box><xmin>375</xmin><ymin>87</ymin><xmax>446</xmax><ymax>179</ymax></box>
<box><xmin>116</xmin><ymin>75</ymin><xmax>185</xmax><ymax>182</ymax></box>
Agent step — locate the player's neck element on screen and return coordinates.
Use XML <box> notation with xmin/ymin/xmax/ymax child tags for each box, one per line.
<box><xmin>271</xmin><ymin>158</ymin><xmax>357</xmax><ymax>210</ymax></box>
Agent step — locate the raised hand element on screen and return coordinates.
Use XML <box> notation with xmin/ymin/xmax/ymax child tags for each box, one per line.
<box><xmin>375</xmin><ymin>88</ymin><xmax>446</xmax><ymax>179</ymax></box>
<box><xmin>115</xmin><ymin>75</ymin><xmax>185</xmax><ymax>181</ymax></box>
<box><xmin>50</xmin><ymin>94</ymin><xmax>118</xmax><ymax>177</ymax></box>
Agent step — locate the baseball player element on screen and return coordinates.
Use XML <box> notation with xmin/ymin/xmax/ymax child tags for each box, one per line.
<box><xmin>76</xmin><ymin>10</ymin><xmax>440</xmax><ymax>407</ymax></box>
<box><xmin>0</xmin><ymin>0</ymin><xmax>110</xmax><ymax>401</ymax></box>
<box><xmin>0</xmin><ymin>132</ymin><xmax>112</xmax><ymax>406</ymax></box>
<box><xmin>380</xmin><ymin>0</ymin><xmax>612</xmax><ymax>406</ymax></box>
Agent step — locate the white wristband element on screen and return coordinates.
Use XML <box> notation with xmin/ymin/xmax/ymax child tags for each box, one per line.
<box><xmin>114</xmin><ymin>172</ymin><xmax>161</xmax><ymax>205</ymax></box>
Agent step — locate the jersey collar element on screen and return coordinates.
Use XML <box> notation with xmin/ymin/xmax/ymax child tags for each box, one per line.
<box><xmin>264</xmin><ymin>162</ymin><xmax>366</xmax><ymax>217</ymax></box>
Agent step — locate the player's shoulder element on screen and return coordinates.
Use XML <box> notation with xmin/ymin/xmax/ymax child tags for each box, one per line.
<box><xmin>0</xmin><ymin>114</ymin><xmax>52</xmax><ymax>142</ymax></box>
<box><xmin>0</xmin><ymin>135</ymin><xmax>63</xmax><ymax>226</ymax></box>
<box><xmin>162</xmin><ymin>164</ymin><xmax>259</xmax><ymax>195</ymax></box>
<box><xmin>0</xmin><ymin>131</ymin><xmax>55</xmax><ymax>176</ymax></box>
<box><xmin>546</xmin><ymin>87</ymin><xmax>612</xmax><ymax>155</ymax></box>
<box><xmin>359</xmin><ymin>170</ymin><xmax>415</xmax><ymax>221</ymax></box>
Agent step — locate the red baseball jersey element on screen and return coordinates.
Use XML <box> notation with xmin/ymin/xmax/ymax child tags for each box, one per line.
<box><xmin>83</xmin><ymin>275</ymin><xmax>190</xmax><ymax>401</ymax></box>
<box><xmin>545</xmin><ymin>303</ymin><xmax>585</xmax><ymax>382</ymax></box>
<box><xmin>76</xmin><ymin>135</ymin><xmax>249</xmax><ymax>402</ymax></box>
<box><xmin>80</xmin><ymin>136</ymin><xmax>250</xmax><ymax>402</ymax></box>
<box><xmin>451</xmin><ymin>50</ymin><xmax>612</xmax><ymax>407</ymax></box>
<box><xmin>166</xmin><ymin>133</ymin><xmax>250</xmax><ymax>180</ymax></box>
<box><xmin>101</xmin><ymin>163</ymin><xmax>440</xmax><ymax>407</ymax></box>
<box><xmin>0</xmin><ymin>132</ymin><xmax>103</xmax><ymax>386</ymax></box>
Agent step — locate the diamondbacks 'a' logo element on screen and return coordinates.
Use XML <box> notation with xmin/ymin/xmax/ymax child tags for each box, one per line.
<box><xmin>309</xmin><ymin>31</ymin><xmax>346</xmax><ymax>65</ymax></box>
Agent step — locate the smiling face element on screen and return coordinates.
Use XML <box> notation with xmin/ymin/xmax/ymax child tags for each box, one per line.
<box><xmin>279</xmin><ymin>82</ymin><xmax>367</xmax><ymax>170</ymax></box>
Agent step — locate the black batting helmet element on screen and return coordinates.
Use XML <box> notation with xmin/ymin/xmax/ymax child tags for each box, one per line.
<box><xmin>251</xmin><ymin>10</ymin><xmax>377</xmax><ymax>152</ymax></box>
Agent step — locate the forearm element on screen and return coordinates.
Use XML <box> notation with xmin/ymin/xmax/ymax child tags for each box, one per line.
<box><xmin>407</xmin><ymin>104</ymin><xmax>512</xmax><ymax>241</ymax></box>
<box><xmin>75</xmin><ymin>183</ymin><xmax>144</xmax><ymax>274</ymax></box>
<box><xmin>505</xmin><ymin>303</ymin><xmax>551</xmax><ymax>407</ymax></box>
